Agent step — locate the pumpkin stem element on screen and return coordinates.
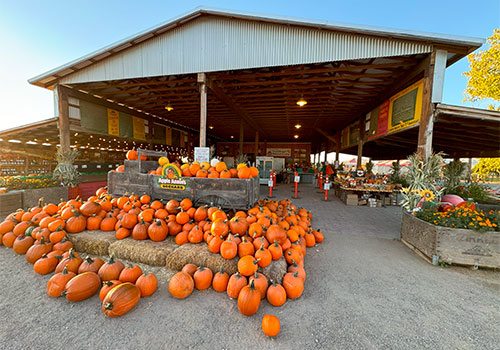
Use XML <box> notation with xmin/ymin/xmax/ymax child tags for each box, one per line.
<box><xmin>62</xmin><ymin>266</ymin><xmax>68</xmax><ymax>275</ymax></box>
<box><xmin>68</xmin><ymin>248</ymin><xmax>76</xmax><ymax>259</ymax></box>
<box><xmin>253</xmin><ymin>258</ymin><xmax>260</xmax><ymax>265</ymax></box>
<box><xmin>103</xmin><ymin>302</ymin><xmax>113</xmax><ymax>310</ymax></box>
<box><xmin>219</xmin><ymin>267</ymin><xmax>224</xmax><ymax>274</ymax></box>
<box><xmin>108</xmin><ymin>255</ymin><xmax>116</xmax><ymax>264</ymax></box>
<box><xmin>103</xmin><ymin>281</ymin><xmax>114</xmax><ymax>287</ymax></box>
<box><xmin>41</xmin><ymin>254</ymin><xmax>48</xmax><ymax>258</ymax></box>
<box><xmin>249</xmin><ymin>279</ymin><xmax>256</xmax><ymax>290</ymax></box>
<box><xmin>85</xmin><ymin>256</ymin><xmax>94</xmax><ymax>264</ymax></box>
<box><xmin>259</xmin><ymin>244</ymin><xmax>265</xmax><ymax>251</ymax></box>
<box><xmin>60</xmin><ymin>290</ymin><xmax>67</xmax><ymax>297</ymax></box>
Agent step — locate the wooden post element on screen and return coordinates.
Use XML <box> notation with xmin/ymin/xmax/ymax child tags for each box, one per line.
<box><xmin>417</xmin><ymin>52</ymin><xmax>437</xmax><ymax>160</ymax></box>
<box><xmin>357</xmin><ymin>119</ymin><xmax>365</xmax><ymax>170</ymax></box>
<box><xmin>55</xmin><ymin>85</ymin><xmax>70</xmax><ymax>153</ymax></box>
<box><xmin>467</xmin><ymin>157</ymin><xmax>473</xmax><ymax>182</ymax></box>
<box><xmin>254</xmin><ymin>131</ymin><xmax>259</xmax><ymax>157</ymax></box>
<box><xmin>335</xmin><ymin>131</ymin><xmax>341</xmax><ymax>164</ymax></box>
<box><xmin>198</xmin><ymin>73</ymin><xmax>207</xmax><ymax>147</ymax></box>
<box><xmin>239</xmin><ymin>119</ymin><xmax>244</xmax><ymax>155</ymax></box>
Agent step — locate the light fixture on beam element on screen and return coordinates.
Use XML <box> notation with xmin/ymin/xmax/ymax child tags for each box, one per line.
<box><xmin>230</xmin><ymin>135</ymin><xmax>234</xmax><ymax>139</ymax></box>
<box><xmin>294</xmin><ymin>135</ymin><xmax>299</xmax><ymax>139</ymax></box>
<box><xmin>165</xmin><ymin>102</ymin><xmax>174</xmax><ymax>112</ymax></box>
<box><xmin>209</xmin><ymin>125</ymin><xmax>214</xmax><ymax>129</ymax></box>
<box><xmin>296</xmin><ymin>95</ymin><xmax>307</xmax><ymax>107</ymax></box>
<box><xmin>295</xmin><ymin>123</ymin><xmax>302</xmax><ymax>129</ymax></box>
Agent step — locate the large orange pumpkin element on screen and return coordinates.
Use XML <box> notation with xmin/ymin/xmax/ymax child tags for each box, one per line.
<box><xmin>102</xmin><ymin>282</ymin><xmax>141</xmax><ymax>318</ymax></box>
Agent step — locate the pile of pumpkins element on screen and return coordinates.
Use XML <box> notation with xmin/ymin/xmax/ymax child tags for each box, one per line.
<box><xmin>0</xmin><ymin>199</ymin><xmax>158</xmax><ymax>317</ymax></box>
<box><xmin>117</xmin><ymin>149</ymin><xmax>259</xmax><ymax>179</ymax></box>
<box><xmin>0</xmin><ymin>186</ymin><xmax>324</xmax><ymax>334</ymax></box>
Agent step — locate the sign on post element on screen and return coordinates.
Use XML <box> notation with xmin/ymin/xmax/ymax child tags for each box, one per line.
<box><xmin>194</xmin><ymin>147</ymin><xmax>210</xmax><ymax>163</ymax></box>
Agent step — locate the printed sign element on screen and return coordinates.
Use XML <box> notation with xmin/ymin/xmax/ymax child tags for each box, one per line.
<box><xmin>266</xmin><ymin>148</ymin><xmax>292</xmax><ymax>157</ymax></box>
<box><xmin>194</xmin><ymin>147</ymin><xmax>210</xmax><ymax>163</ymax></box>
<box><xmin>107</xmin><ymin>109</ymin><xmax>120</xmax><ymax>136</ymax></box>
<box><xmin>132</xmin><ymin>117</ymin><xmax>146</xmax><ymax>140</ymax></box>
<box><xmin>368</xmin><ymin>100</ymin><xmax>390</xmax><ymax>140</ymax></box>
<box><xmin>268</xmin><ymin>180</ymin><xmax>274</xmax><ymax>187</ymax></box>
<box><xmin>158</xmin><ymin>164</ymin><xmax>187</xmax><ymax>190</ymax></box>
<box><xmin>324</xmin><ymin>183</ymin><xmax>331</xmax><ymax>190</ymax></box>
<box><xmin>294</xmin><ymin>176</ymin><xmax>300</xmax><ymax>183</ymax></box>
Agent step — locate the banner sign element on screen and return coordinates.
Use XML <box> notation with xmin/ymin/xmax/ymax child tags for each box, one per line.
<box><xmin>107</xmin><ymin>109</ymin><xmax>120</xmax><ymax>136</ymax></box>
<box><xmin>368</xmin><ymin>100</ymin><xmax>389</xmax><ymax>140</ymax></box>
<box><xmin>132</xmin><ymin>117</ymin><xmax>146</xmax><ymax>140</ymax></box>
<box><xmin>388</xmin><ymin>79</ymin><xmax>423</xmax><ymax>133</ymax></box>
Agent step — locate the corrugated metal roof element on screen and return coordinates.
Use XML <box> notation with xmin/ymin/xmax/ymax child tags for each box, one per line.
<box><xmin>29</xmin><ymin>6</ymin><xmax>484</xmax><ymax>88</ymax></box>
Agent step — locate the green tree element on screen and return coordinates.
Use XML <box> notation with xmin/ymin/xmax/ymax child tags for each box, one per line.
<box><xmin>463</xmin><ymin>29</ymin><xmax>500</xmax><ymax>110</ymax></box>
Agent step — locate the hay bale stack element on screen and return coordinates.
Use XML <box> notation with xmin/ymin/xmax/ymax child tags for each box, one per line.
<box><xmin>108</xmin><ymin>237</ymin><xmax>177</xmax><ymax>266</ymax></box>
<box><xmin>259</xmin><ymin>257</ymin><xmax>287</xmax><ymax>284</ymax></box>
<box><xmin>165</xmin><ymin>243</ymin><xmax>239</xmax><ymax>274</ymax></box>
<box><xmin>67</xmin><ymin>230</ymin><xmax>117</xmax><ymax>256</ymax></box>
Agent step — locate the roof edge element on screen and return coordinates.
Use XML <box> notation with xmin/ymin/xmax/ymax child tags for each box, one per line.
<box><xmin>29</xmin><ymin>6</ymin><xmax>485</xmax><ymax>88</ymax></box>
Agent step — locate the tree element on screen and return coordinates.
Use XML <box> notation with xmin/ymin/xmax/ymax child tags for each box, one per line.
<box><xmin>463</xmin><ymin>29</ymin><xmax>500</xmax><ymax>110</ymax></box>
<box><xmin>473</xmin><ymin>158</ymin><xmax>500</xmax><ymax>181</ymax></box>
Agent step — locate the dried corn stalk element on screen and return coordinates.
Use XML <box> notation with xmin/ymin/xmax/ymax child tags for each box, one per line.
<box><xmin>53</xmin><ymin>148</ymin><xmax>81</xmax><ymax>187</ymax></box>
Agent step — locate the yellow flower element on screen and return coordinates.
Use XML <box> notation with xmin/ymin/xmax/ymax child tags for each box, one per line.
<box><xmin>420</xmin><ymin>189</ymin><xmax>435</xmax><ymax>201</ymax></box>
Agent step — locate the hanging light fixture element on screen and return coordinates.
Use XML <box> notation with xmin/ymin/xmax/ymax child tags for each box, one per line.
<box><xmin>294</xmin><ymin>123</ymin><xmax>302</xmax><ymax>129</ymax></box>
<box><xmin>165</xmin><ymin>102</ymin><xmax>174</xmax><ymax>112</ymax></box>
<box><xmin>294</xmin><ymin>135</ymin><xmax>299</xmax><ymax>139</ymax></box>
<box><xmin>296</xmin><ymin>95</ymin><xmax>307</xmax><ymax>107</ymax></box>
<box><xmin>209</xmin><ymin>125</ymin><xmax>214</xmax><ymax>129</ymax></box>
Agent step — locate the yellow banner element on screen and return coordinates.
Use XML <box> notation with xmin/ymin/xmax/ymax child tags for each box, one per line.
<box><xmin>107</xmin><ymin>109</ymin><xmax>120</xmax><ymax>136</ymax></box>
<box><xmin>132</xmin><ymin>117</ymin><xmax>146</xmax><ymax>140</ymax></box>
<box><xmin>388</xmin><ymin>79</ymin><xmax>423</xmax><ymax>133</ymax></box>
<box><xmin>166</xmin><ymin>127</ymin><xmax>172</xmax><ymax>145</ymax></box>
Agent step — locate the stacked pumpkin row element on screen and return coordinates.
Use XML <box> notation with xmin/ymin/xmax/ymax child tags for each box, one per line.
<box><xmin>0</xmin><ymin>201</ymin><xmax>158</xmax><ymax>318</ymax></box>
<box><xmin>119</xmin><ymin>149</ymin><xmax>259</xmax><ymax>179</ymax></box>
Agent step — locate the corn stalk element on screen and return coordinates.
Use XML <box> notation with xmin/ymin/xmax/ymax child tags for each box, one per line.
<box><xmin>52</xmin><ymin>148</ymin><xmax>81</xmax><ymax>187</ymax></box>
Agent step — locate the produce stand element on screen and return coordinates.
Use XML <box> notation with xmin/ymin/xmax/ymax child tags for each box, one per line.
<box><xmin>108</xmin><ymin>150</ymin><xmax>260</xmax><ymax>210</ymax></box>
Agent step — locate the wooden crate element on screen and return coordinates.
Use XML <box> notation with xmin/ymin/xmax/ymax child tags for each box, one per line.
<box><xmin>401</xmin><ymin>211</ymin><xmax>500</xmax><ymax>268</ymax></box>
<box><xmin>0</xmin><ymin>191</ymin><xmax>23</xmax><ymax>218</ymax></box>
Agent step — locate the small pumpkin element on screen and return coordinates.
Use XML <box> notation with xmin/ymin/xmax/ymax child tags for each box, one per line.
<box><xmin>98</xmin><ymin>255</ymin><xmax>125</xmax><ymax>281</ymax></box>
<box><xmin>168</xmin><ymin>272</ymin><xmax>194</xmax><ymax>299</ymax></box>
<box><xmin>237</xmin><ymin>279</ymin><xmax>261</xmax><ymax>316</ymax></box>
<box><xmin>46</xmin><ymin>266</ymin><xmax>76</xmax><ymax>297</ymax></box>
<box><xmin>25</xmin><ymin>237</ymin><xmax>52</xmax><ymax>264</ymax></box>
<box><xmin>147</xmin><ymin>219</ymin><xmax>168</xmax><ymax>241</ymax></box>
<box><xmin>237</xmin><ymin>255</ymin><xmax>259</xmax><ymax>276</ymax></box>
<box><xmin>102</xmin><ymin>282</ymin><xmax>141</xmax><ymax>318</ymax></box>
<box><xmin>136</xmin><ymin>272</ymin><xmax>158</xmax><ymax>297</ymax></box>
<box><xmin>65</xmin><ymin>212</ymin><xmax>87</xmax><ymax>233</ymax></box>
<box><xmin>282</xmin><ymin>271</ymin><xmax>304</xmax><ymax>299</ymax></box>
<box><xmin>220</xmin><ymin>235</ymin><xmax>238</xmax><ymax>259</ymax></box>
<box><xmin>119</xmin><ymin>264</ymin><xmax>143</xmax><ymax>284</ymax></box>
<box><xmin>266</xmin><ymin>283</ymin><xmax>287</xmax><ymax>307</ymax></box>
<box><xmin>262</xmin><ymin>314</ymin><xmax>280</xmax><ymax>337</ymax></box>
<box><xmin>193</xmin><ymin>266</ymin><xmax>213</xmax><ymax>290</ymax></box>
<box><xmin>62</xmin><ymin>272</ymin><xmax>101</xmax><ymax>301</ymax></box>
<box><xmin>79</xmin><ymin>201</ymin><xmax>101</xmax><ymax>216</ymax></box>
<box><xmin>53</xmin><ymin>237</ymin><xmax>73</xmax><ymax>252</ymax></box>
<box><xmin>254</xmin><ymin>244</ymin><xmax>272</xmax><ymax>268</ymax></box>
<box><xmin>181</xmin><ymin>264</ymin><xmax>197</xmax><ymax>277</ymax></box>
<box><xmin>78</xmin><ymin>256</ymin><xmax>105</xmax><ymax>274</ymax></box>
<box><xmin>55</xmin><ymin>248</ymin><xmax>83</xmax><ymax>273</ymax></box>
<box><xmin>33</xmin><ymin>254</ymin><xmax>59</xmax><ymax>275</ymax></box>
<box><xmin>227</xmin><ymin>272</ymin><xmax>247</xmax><ymax>299</ymax></box>
<box><xmin>212</xmin><ymin>268</ymin><xmax>229</xmax><ymax>292</ymax></box>
<box><xmin>13</xmin><ymin>235</ymin><xmax>34</xmax><ymax>254</ymax></box>
<box><xmin>249</xmin><ymin>272</ymin><xmax>268</xmax><ymax>299</ymax></box>
<box><xmin>268</xmin><ymin>240</ymin><xmax>283</xmax><ymax>260</ymax></box>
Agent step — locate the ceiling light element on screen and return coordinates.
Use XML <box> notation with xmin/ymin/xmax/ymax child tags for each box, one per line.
<box><xmin>42</xmin><ymin>142</ymin><xmax>51</xmax><ymax>146</ymax></box>
<box><xmin>8</xmin><ymin>139</ymin><xmax>22</xmax><ymax>143</ymax></box>
<box><xmin>26</xmin><ymin>141</ymin><xmax>37</xmax><ymax>145</ymax></box>
<box><xmin>296</xmin><ymin>96</ymin><xmax>307</xmax><ymax>107</ymax></box>
<box><xmin>74</xmin><ymin>132</ymin><xmax>78</xmax><ymax>136</ymax></box>
<box><xmin>295</xmin><ymin>123</ymin><xmax>302</xmax><ymax>129</ymax></box>
<box><xmin>230</xmin><ymin>135</ymin><xmax>234</xmax><ymax>139</ymax></box>
<box><xmin>209</xmin><ymin>125</ymin><xmax>214</xmax><ymax>129</ymax></box>
<box><xmin>294</xmin><ymin>135</ymin><xmax>299</xmax><ymax>139</ymax></box>
<box><xmin>165</xmin><ymin>102</ymin><xmax>174</xmax><ymax>112</ymax></box>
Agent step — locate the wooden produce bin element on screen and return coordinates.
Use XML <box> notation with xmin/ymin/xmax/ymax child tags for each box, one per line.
<box><xmin>401</xmin><ymin>211</ymin><xmax>500</xmax><ymax>269</ymax></box>
<box><xmin>0</xmin><ymin>191</ymin><xmax>23</xmax><ymax>218</ymax></box>
<box><xmin>108</xmin><ymin>160</ymin><xmax>260</xmax><ymax>210</ymax></box>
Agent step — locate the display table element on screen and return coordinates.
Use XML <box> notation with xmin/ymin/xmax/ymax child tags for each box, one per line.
<box><xmin>287</xmin><ymin>172</ymin><xmax>314</xmax><ymax>184</ymax></box>
<box><xmin>337</xmin><ymin>185</ymin><xmax>395</xmax><ymax>207</ymax></box>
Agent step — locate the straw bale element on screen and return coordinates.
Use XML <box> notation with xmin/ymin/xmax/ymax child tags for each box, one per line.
<box><xmin>67</xmin><ymin>230</ymin><xmax>117</xmax><ymax>256</ymax></box>
<box><xmin>259</xmin><ymin>257</ymin><xmax>288</xmax><ymax>284</ymax></box>
<box><xmin>165</xmin><ymin>243</ymin><xmax>239</xmax><ymax>274</ymax></box>
<box><xmin>108</xmin><ymin>237</ymin><xmax>177</xmax><ymax>266</ymax></box>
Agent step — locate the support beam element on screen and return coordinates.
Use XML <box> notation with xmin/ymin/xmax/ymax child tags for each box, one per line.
<box><xmin>335</xmin><ymin>131</ymin><xmax>341</xmax><ymax>164</ymax></box>
<box><xmin>357</xmin><ymin>118</ymin><xmax>366</xmax><ymax>170</ymax></box>
<box><xmin>254</xmin><ymin>131</ymin><xmax>259</xmax><ymax>157</ymax></box>
<box><xmin>205</xmin><ymin>77</ymin><xmax>266</xmax><ymax>138</ymax></box>
<box><xmin>239</xmin><ymin>120</ymin><xmax>244</xmax><ymax>155</ymax></box>
<box><xmin>198</xmin><ymin>73</ymin><xmax>207</xmax><ymax>147</ymax></box>
<box><xmin>417</xmin><ymin>51</ymin><xmax>436</xmax><ymax>160</ymax></box>
<box><xmin>55</xmin><ymin>85</ymin><xmax>70</xmax><ymax>153</ymax></box>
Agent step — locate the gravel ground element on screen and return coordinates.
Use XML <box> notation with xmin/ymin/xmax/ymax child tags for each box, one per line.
<box><xmin>0</xmin><ymin>184</ymin><xmax>499</xmax><ymax>349</ymax></box>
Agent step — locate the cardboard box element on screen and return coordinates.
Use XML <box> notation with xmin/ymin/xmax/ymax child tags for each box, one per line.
<box><xmin>346</xmin><ymin>199</ymin><xmax>358</xmax><ymax>206</ymax></box>
<box><xmin>346</xmin><ymin>194</ymin><xmax>358</xmax><ymax>200</ymax></box>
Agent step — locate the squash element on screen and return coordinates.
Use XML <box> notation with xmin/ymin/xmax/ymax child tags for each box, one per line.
<box><xmin>62</xmin><ymin>272</ymin><xmax>101</xmax><ymax>301</ymax></box>
<box><xmin>102</xmin><ymin>282</ymin><xmax>141</xmax><ymax>317</ymax></box>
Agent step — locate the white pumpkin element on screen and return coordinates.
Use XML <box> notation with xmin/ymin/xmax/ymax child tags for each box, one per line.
<box><xmin>210</xmin><ymin>158</ymin><xmax>220</xmax><ymax>167</ymax></box>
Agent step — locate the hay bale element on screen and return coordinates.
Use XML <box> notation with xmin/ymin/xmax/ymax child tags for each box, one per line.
<box><xmin>108</xmin><ymin>237</ymin><xmax>177</xmax><ymax>266</ymax></box>
<box><xmin>165</xmin><ymin>243</ymin><xmax>238</xmax><ymax>274</ymax></box>
<box><xmin>259</xmin><ymin>257</ymin><xmax>287</xmax><ymax>284</ymax></box>
<box><xmin>67</xmin><ymin>230</ymin><xmax>117</xmax><ymax>256</ymax></box>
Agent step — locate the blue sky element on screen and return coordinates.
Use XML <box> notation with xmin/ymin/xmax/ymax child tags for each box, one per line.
<box><xmin>0</xmin><ymin>0</ymin><xmax>498</xmax><ymax>131</ymax></box>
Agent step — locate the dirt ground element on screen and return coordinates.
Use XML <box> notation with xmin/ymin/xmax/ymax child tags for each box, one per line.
<box><xmin>1</xmin><ymin>184</ymin><xmax>499</xmax><ymax>349</ymax></box>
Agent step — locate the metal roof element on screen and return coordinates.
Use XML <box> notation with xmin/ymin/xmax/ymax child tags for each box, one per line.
<box><xmin>29</xmin><ymin>6</ymin><xmax>484</xmax><ymax>88</ymax></box>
